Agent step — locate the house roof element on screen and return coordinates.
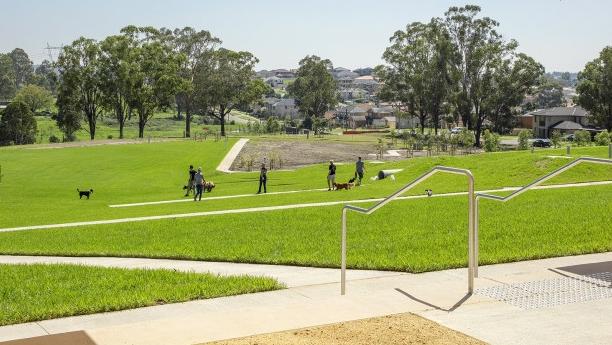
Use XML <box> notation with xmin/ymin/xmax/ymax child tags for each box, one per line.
<box><xmin>350</xmin><ymin>115</ymin><xmax>367</xmax><ymax>121</ymax></box>
<box><xmin>383</xmin><ymin>116</ymin><xmax>397</xmax><ymax>122</ymax></box>
<box><xmin>371</xmin><ymin>107</ymin><xmax>394</xmax><ymax>113</ymax></box>
<box><xmin>551</xmin><ymin>120</ymin><xmax>583</xmax><ymax>130</ymax></box>
<box><xmin>349</xmin><ymin>107</ymin><xmax>367</xmax><ymax>114</ymax></box>
<box><xmin>530</xmin><ymin>106</ymin><xmax>588</xmax><ymax>117</ymax></box>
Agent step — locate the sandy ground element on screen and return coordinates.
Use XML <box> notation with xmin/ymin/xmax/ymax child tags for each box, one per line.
<box><xmin>231</xmin><ymin>139</ymin><xmax>400</xmax><ymax>170</ymax></box>
<box><xmin>203</xmin><ymin>313</ymin><xmax>486</xmax><ymax>345</ymax></box>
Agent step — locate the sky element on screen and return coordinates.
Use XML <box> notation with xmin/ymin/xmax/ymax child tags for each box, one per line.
<box><xmin>1</xmin><ymin>0</ymin><xmax>610</xmax><ymax>72</ymax></box>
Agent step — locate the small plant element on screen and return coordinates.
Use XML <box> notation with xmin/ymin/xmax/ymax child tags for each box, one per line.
<box><xmin>458</xmin><ymin>130</ymin><xmax>475</xmax><ymax>153</ymax></box>
<box><xmin>107</xmin><ymin>135</ymin><xmax>113</xmax><ymax>140</ymax></box>
<box><xmin>594</xmin><ymin>130</ymin><xmax>611</xmax><ymax>146</ymax></box>
<box><xmin>574</xmin><ymin>130</ymin><xmax>591</xmax><ymax>146</ymax></box>
<box><xmin>517</xmin><ymin>129</ymin><xmax>532</xmax><ymax>150</ymax></box>
<box><xmin>483</xmin><ymin>130</ymin><xmax>500</xmax><ymax>152</ymax></box>
<box><xmin>550</xmin><ymin>130</ymin><xmax>562</xmax><ymax>148</ymax></box>
<box><xmin>48</xmin><ymin>135</ymin><xmax>60</xmax><ymax>143</ymax></box>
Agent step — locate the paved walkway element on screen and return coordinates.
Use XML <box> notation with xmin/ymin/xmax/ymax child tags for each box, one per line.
<box><xmin>216</xmin><ymin>138</ymin><xmax>249</xmax><ymax>173</ymax></box>
<box><xmin>1</xmin><ymin>181</ymin><xmax>610</xmax><ymax>233</ymax></box>
<box><xmin>1</xmin><ymin>252</ymin><xmax>611</xmax><ymax>345</ymax></box>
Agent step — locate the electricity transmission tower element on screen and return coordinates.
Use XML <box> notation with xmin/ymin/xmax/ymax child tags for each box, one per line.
<box><xmin>45</xmin><ymin>43</ymin><xmax>63</xmax><ymax>63</ymax></box>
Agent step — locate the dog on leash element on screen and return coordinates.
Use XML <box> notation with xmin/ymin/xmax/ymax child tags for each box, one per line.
<box><xmin>77</xmin><ymin>189</ymin><xmax>94</xmax><ymax>199</ymax></box>
<box><xmin>348</xmin><ymin>177</ymin><xmax>356</xmax><ymax>184</ymax></box>
<box><xmin>204</xmin><ymin>181</ymin><xmax>215</xmax><ymax>193</ymax></box>
<box><xmin>333</xmin><ymin>182</ymin><xmax>354</xmax><ymax>191</ymax></box>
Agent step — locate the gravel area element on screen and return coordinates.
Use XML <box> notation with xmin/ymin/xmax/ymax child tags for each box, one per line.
<box><xmin>230</xmin><ymin>139</ymin><xmax>402</xmax><ymax>170</ymax></box>
<box><xmin>204</xmin><ymin>313</ymin><xmax>485</xmax><ymax>345</ymax></box>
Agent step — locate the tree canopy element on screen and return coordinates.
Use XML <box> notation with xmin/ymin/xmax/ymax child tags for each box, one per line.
<box><xmin>287</xmin><ymin>55</ymin><xmax>338</xmax><ymax>118</ymax></box>
<box><xmin>576</xmin><ymin>46</ymin><xmax>612</xmax><ymax>131</ymax></box>
<box><xmin>13</xmin><ymin>84</ymin><xmax>54</xmax><ymax>113</ymax></box>
<box><xmin>0</xmin><ymin>101</ymin><xmax>37</xmax><ymax>145</ymax></box>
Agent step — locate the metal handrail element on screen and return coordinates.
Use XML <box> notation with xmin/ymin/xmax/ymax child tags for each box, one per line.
<box><xmin>473</xmin><ymin>157</ymin><xmax>612</xmax><ymax>277</ymax></box>
<box><xmin>340</xmin><ymin>166</ymin><xmax>476</xmax><ymax>295</ymax></box>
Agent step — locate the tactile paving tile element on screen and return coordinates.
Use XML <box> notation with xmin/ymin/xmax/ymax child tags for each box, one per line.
<box><xmin>475</xmin><ymin>272</ymin><xmax>612</xmax><ymax>310</ymax></box>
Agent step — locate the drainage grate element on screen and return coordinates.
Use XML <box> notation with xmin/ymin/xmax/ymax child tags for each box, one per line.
<box><xmin>475</xmin><ymin>272</ymin><xmax>612</xmax><ymax>310</ymax></box>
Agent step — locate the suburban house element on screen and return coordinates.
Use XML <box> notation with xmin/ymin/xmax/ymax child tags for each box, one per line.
<box><xmin>339</xmin><ymin>88</ymin><xmax>366</xmax><ymax>101</ymax></box>
<box><xmin>264</xmin><ymin>76</ymin><xmax>283</xmax><ymax>88</ymax></box>
<box><xmin>529</xmin><ymin>106</ymin><xmax>590</xmax><ymax>138</ymax></box>
<box><xmin>337</xmin><ymin>76</ymin><xmax>355</xmax><ymax>89</ymax></box>
<box><xmin>271</xmin><ymin>69</ymin><xmax>295</xmax><ymax>79</ymax></box>
<box><xmin>369</xmin><ymin>106</ymin><xmax>394</xmax><ymax>119</ymax></box>
<box><xmin>353</xmin><ymin>75</ymin><xmax>379</xmax><ymax>94</ymax></box>
<box><xmin>348</xmin><ymin>115</ymin><xmax>367</xmax><ymax>129</ymax></box>
<box><xmin>261</xmin><ymin>97</ymin><xmax>299</xmax><ymax>119</ymax></box>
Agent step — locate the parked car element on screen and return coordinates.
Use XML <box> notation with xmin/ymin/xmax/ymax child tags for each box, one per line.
<box><xmin>531</xmin><ymin>138</ymin><xmax>552</xmax><ymax>147</ymax></box>
<box><xmin>450</xmin><ymin>127</ymin><xmax>466</xmax><ymax>134</ymax></box>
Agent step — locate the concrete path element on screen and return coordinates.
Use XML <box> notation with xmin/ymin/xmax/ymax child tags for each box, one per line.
<box><xmin>1</xmin><ymin>181</ymin><xmax>610</xmax><ymax>233</ymax></box>
<box><xmin>216</xmin><ymin>138</ymin><xmax>249</xmax><ymax>173</ymax></box>
<box><xmin>1</xmin><ymin>252</ymin><xmax>611</xmax><ymax>345</ymax></box>
<box><xmin>0</xmin><ymin>255</ymin><xmax>400</xmax><ymax>288</ymax></box>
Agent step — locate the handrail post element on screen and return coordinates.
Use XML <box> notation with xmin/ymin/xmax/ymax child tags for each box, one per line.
<box><xmin>474</xmin><ymin>196</ymin><xmax>480</xmax><ymax>278</ymax></box>
<box><xmin>467</xmin><ymin>173</ymin><xmax>475</xmax><ymax>294</ymax></box>
<box><xmin>341</xmin><ymin>207</ymin><xmax>348</xmax><ymax>295</ymax></box>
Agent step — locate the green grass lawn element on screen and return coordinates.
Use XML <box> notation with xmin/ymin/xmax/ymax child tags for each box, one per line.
<box><xmin>0</xmin><ymin>263</ymin><xmax>282</xmax><ymax>326</ymax></box>
<box><xmin>0</xmin><ymin>185</ymin><xmax>609</xmax><ymax>272</ymax></box>
<box><xmin>0</xmin><ymin>142</ymin><xmax>609</xmax><ymax>228</ymax></box>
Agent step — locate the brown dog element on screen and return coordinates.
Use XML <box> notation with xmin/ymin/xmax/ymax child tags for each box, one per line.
<box><xmin>204</xmin><ymin>181</ymin><xmax>215</xmax><ymax>192</ymax></box>
<box><xmin>333</xmin><ymin>182</ymin><xmax>354</xmax><ymax>190</ymax></box>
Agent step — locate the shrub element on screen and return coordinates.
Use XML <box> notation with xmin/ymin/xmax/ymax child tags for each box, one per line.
<box><xmin>550</xmin><ymin>130</ymin><xmax>562</xmax><ymax>148</ymax></box>
<box><xmin>458</xmin><ymin>130</ymin><xmax>475</xmax><ymax>152</ymax></box>
<box><xmin>48</xmin><ymin>135</ymin><xmax>60</xmax><ymax>143</ymax></box>
<box><xmin>517</xmin><ymin>129</ymin><xmax>532</xmax><ymax>150</ymax></box>
<box><xmin>483</xmin><ymin>130</ymin><xmax>500</xmax><ymax>152</ymax></box>
<box><xmin>107</xmin><ymin>135</ymin><xmax>113</xmax><ymax>140</ymax></box>
<box><xmin>594</xmin><ymin>131</ymin><xmax>611</xmax><ymax>146</ymax></box>
<box><xmin>574</xmin><ymin>130</ymin><xmax>591</xmax><ymax>146</ymax></box>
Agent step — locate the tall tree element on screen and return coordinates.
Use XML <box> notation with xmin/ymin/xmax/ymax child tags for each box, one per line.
<box><xmin>445</xmin><ymin>5</ymin><xmax>516</xmax><ymax>146</ymax></box>
<box><xmin>0</xmin><ymin>53</ymin><xmax>16</xmax><ymax>99</ymax></box>
<box><xmin>13</xmin><ymin>84</ymin><xmax>54</xmax><ymax>113</ymax></box>
<box><xmin>56</xmin><ymin>37</ymin><xmax>103</xmax><ymax>140</ymax></box>
<box><xmin>99</xmin><ymin>35</ymin><xmax>133</xmax><ymax>139</ymax></box>
<box><xmin>287</xmin><ymin>55</ymin><xmax>338</xmax><ymax>118</ymax></box>
<box><xmin>377</xmin><ymin>19</ymin><xmax>453</xmax><ymax>134</ymax></box>
<box><xmin>193</xmin><ymin>48</ymin><xmax>265</xmax><ymax>136</ymax></box>
<box><xmin>533</xmin><ymin>76</ymin><xmax>564</xmax><ymax>109</ymax></box>
<box><xmin>0</xmin><ymin>101</ymin><xmax>37</xmax><ymax>145</ymax></box>
<box><xmin>482</xmin><ymin>53</ymin><xmax>544</xmax><ymax>134</ymax></box>
<box><xmin>576</xmin><ymin>46</ymin><xmax>612</xmax><ymax>131</ymax></box>
<box><xmin>54</xmin><ymin>85</ymin><xmax>82</xmax><ymax>141</ymax></box>
<box><xmin>120</xmin><ymin>26</ymin><xmax>183</xmax><ymax>138</ymax></box>
<box><xmin>9</xmin><ymin>48</ymin><xmax>33</xmax><ymax>90</ymax></box>
<box><xmin>170</xmin><ymin>27</ymin><xmax>221</xmax><ymax>138</ymax></box>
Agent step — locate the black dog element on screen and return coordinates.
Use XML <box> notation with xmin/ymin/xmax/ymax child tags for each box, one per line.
<box><xmin>348</xmin><ymin>177</ymin><xmax>356</xmax><ymax>184</ymax></box>
<box><xmin>425</xmin><ymin>189</ymin><xmax>433</xmax><ymax>197</ymax></box>
<box><xmin>77</xmin><ymin>189</ymin><xmax>94</xmax><ymax>199</ymax></box>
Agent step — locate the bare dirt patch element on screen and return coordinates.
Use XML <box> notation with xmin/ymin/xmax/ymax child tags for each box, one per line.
<box><xmin>204</xmin><ymin>313</ymin><xmax>485</xmax><ymax>345</ymax></box>
<box><xmin>230</xmin><ymin>139</ymin><xmax>402</xmax><ymax>170</ymax></box>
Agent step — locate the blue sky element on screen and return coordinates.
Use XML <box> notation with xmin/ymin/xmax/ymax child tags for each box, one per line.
<box><xmin>1</xmin><ymin>0</ymin><xmax>610</xmax><ymax>72</ymax></box>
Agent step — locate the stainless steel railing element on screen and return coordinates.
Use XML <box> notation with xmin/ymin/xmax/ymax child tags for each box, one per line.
<box><xmin>340</xmin><ymin>166</ymin><xmax>476</xmax><ymax>295</ymax></box>
<box><xmin>473</xmin><ymin>157</ymin><xmax>612</xmax><ymax>277</ymax></box>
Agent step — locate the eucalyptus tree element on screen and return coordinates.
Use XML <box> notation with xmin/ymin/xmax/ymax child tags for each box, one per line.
<box><xmin>287</xmin><ymin>55</ymin><xmax>338</xmax><ymax>118</ymax></box>
<box><xmin>377</xmin><ymin>19</ymin><xmax>453</xmax><ymax>134</ymax></box>
<box><xmin>0</xmin><ymin>54</ymin><xmax>16</xmax><ymax>99</ymax></box>
<box><xmin>9</xmin><ymin>48</ymin><xmax>33</xmax><ymax>89</ymax></box>
<box><xmin>119</xmin><ymin>26</ymin><xmax>184</xmax><ymax>138</ymax></box>
<box><xmin>99</xmin><ymin>34</ymin><xmax>133</xmax><ymax>139</ymax></box>
<box><xmin>576</xmin><ymin>46</ymin><xmax>612</xmax><ymax>131</ymax></box>
<box><xmin>169</xmin><ymin>27</ymin><xmax>221</xmax><ymax>137</ymax></box>
<box><xmin>56</xmin><ymin>37</ymin><xmax>103</xmax><ymax>140</ymax></box>
<box><xmin>193</xmin><ymin>48</ymin><xmax>266</xmax><ymax>136</ymax></box>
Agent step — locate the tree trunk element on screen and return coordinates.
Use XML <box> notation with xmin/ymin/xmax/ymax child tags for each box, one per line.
<box><xmin>474</xmin><ymin>115</ymin><xmax>484</xmax><ymax>147</ymax></box>
<box><xmin>138</xmin><ymin>108</ymin><xmax>146</xmax><ymax>138</ymax></box>
<box><xmin>119</xmin><ymin>120</ymin><xmax>124</xmax><ymax>139</ymax></box>
<box><xmin>220</xmin><ymin>114</ymin><xmax>226</xmax><ymax>136</ymax></box>
<box><xmin>185</xmin><ymin>109</ymin><xmax>192</xmax><ymax>138</ymax></box>
<box><xmin>87</xmin><ymin>113</ymin><xmax>96</xmax><ymax>140</ymax></box>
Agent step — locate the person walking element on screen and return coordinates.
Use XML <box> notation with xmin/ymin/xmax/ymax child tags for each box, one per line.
<box><xmin>355</xmin><ymin>157</ymin><xmax>365</xmax><ymax>186</ymax></box>
<box><xmin>193</xmin><ymin>167</ymin><xmax>204</xmax><ymax>201</ymax></box>
<box><xmin>184</xmin><ymin>165</ymin><xmax>196</xmax><ymax>196</ymax></box>
<box><xmin>257</xmin><ymin>163</ymin><xmax>268</xmax><ymax>194</ymax></box>
<box><xmin>327</xmin><ymin>160</ymin><xmax>336</xmax><ymax>191</ymax></box>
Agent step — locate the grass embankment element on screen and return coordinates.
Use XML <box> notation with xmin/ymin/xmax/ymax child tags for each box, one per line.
<box><xmin>0</xmin><ymin>142</ymin><xmax>610</xmax><ymax>228</ymax></box>
<box><xmin>0</xmin><ymin>264</ymin><xmax>282</xmax><ymax>326</ymax></box>
<box><xmin>1</xmin><ymin>185</ymin><xmax>610</xmax><ymax>272</ymax></box>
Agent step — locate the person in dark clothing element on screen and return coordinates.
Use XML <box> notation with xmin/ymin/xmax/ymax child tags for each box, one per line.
<box><xmin>257</xmin><ymin>163</ymin><xmax>268</xmax><ymax>194</ymax></box>
<box><xmin>355</xmin><ymin>157</ymin><xmax>365</xmax><ymax>185</ymax></box>
<box><xmin>327</xmin><ymin>160</ymin><xmax>336</xmax><ymax>191</ymax></box>
<box><xmin>185</xmin><ymin>165</ymin><xmax>196</xmax><ymax>196</ymax></box>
